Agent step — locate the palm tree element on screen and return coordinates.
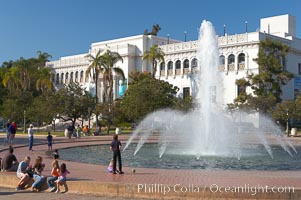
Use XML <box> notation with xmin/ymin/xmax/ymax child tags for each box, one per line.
<box><xmin>99</xmin><ymin>50</ymin><xmax>124</xmax><ymax>134</ymax></box>
<box><xmin>2</xmin><ymin>66</ymin><xmax>20</xmax><ymax>93</ymax></box>
<box><xmin>143</xmin><ymin>44</ymin><xmax>165</xmax><ymax>78</ymax></box>
<box><xmin>85</xmin><ymin>50</ymin><xmax>104</xmax><ymax>104</ymax></box>
<box><xmin>85</xmin><ymin>49</ymin><xmax>105</xmax><ymax>127</ymax></box>
<box><xmin>36</xmin><ymin>67</ymin><xmax>53</xmax><ymax>93</ymax></box>
<box><xmin>101</xmin><ymin>50</ymin><xmax>124</xmax><ymax>104</ymax></box>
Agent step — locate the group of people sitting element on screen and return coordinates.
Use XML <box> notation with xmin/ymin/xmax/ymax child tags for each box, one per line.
<box><xmin>1</xmin><ymin>146</ymin><xmax>70</xmax><ymax>193</ymax></box>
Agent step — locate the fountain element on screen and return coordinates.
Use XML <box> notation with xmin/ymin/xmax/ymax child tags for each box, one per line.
<box><xmin>60</xmin><ymin>20</ymin><xmax>299</xmax><ymax>170</ymax></box>
<box><xmin>123</xmin><ymin>20</ymin><xmax>297</xmax><ymax>160</ymax></box>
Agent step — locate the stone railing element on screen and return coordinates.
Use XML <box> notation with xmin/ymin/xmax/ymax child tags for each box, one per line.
<box><xmin>228</xmin><ymin>64</ymin><xmax>235</xmax><ymax>71</ymax></box>
<box><xmin>238</xmin><ymin>63</ymin><xmax>245</xmax><ymax>70</ymax></box>
<box><xmin>160</xmin><ymin>70</ymin><xmax>165</xmax><ymax>76</ymax></box>
<box><xmin>184</xmin><ymin>68</ymin><xmax>189</xmax><ymax>74</ymax></box>
<box><xmin>168</xmin><ymin>70</ymin><xmax>173</xmax><ymax>76</ymax></box>
<box><xmin>175</xmin><ymin>69</ymin><xmax>181</xmax><ymax>75</ymax></box>
<box><xmin>219</xmin><ymin>65</ymin><xmax>225</xmax><ymax>71</ymax></box>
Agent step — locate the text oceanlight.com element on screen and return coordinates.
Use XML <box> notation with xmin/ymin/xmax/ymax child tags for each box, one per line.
<box><xmin>136</xmin><ymin>184</ymin><xmax>295</xmax><ymax>196</ymax></box>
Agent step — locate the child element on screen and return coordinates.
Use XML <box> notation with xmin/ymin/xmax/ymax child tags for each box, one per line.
<box><xmin>107</xmin><ymin>159</ymin><xmax>114</xmax><ymax>173</ymax></box>
<box><xmin>47</xmin><ymin>155</ymin><xmax>60</xmax><ymax>192</ymax></box>
<box><xmin>46</xmin><ymin>132</ymin><xmax>53</xmax><ymax>151</ymax></box>
<box><xmin>55</xmin><ymin>163</ymin><xmax>70</xmax><ymax>193</ymax></box>
<box><xmin>53</xmin><ymin>149</ymin><xmax>59</xmax><ymax>159</ymax></box>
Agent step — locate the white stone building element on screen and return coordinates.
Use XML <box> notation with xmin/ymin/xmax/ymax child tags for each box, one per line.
<box><xmin>46</xmin><ymin>14</ymin><xmax>301</xmax><ymax>105</ymax></box>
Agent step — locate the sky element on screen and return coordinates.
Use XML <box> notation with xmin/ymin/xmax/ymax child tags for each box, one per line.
<box><xmin>0</xmin><ymin>0</ymin><xmax>300</xmax><ymax>65</ymax></box>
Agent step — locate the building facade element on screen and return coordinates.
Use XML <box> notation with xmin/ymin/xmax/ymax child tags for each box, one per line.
<box><xmin>46</xmin><ymin>14</ymin><xmax>301</xmax><ymax>105</ymax></box>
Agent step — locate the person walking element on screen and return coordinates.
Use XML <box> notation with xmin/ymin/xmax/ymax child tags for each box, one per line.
<box><xmin>110</xmin><ymin>134</ymin><xmax>124</xmax><ymax>174</ymax></box>
<box><xmin>28</xmin><ymin>124</ymin><xmax>34</xmax><ymax>151</ymax></box>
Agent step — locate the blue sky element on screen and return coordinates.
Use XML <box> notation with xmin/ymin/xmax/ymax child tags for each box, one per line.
<box><xmin>0</xmin><ymin>0</ymin><xmax>300</xmax><ymax>65</ymax></box>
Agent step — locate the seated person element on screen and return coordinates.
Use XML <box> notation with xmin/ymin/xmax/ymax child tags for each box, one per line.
<box><xmin>1</xmin><ymin>146</ymin><xmax>19</xmax><ymax>171</ymax></box>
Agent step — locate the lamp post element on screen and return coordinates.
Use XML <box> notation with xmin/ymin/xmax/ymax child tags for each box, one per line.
<box><xmin>223</xmin><ymin>24</ymin><xmax>226</xmax><ymax>36</ymax></box>
<box><xmin>184</xmin><ymin>31</ymin><xmax>187</xmax><ymax>42</ymax></box>
<box><xmin>88</xmin><ymin>107</ymin><xmax>91</xmax><ymax>130</ymax></box>
<box><xmin>167</xmin><ymin>34</ymin><xmax>170</xmax><ymax>44</ymax></box>
<box><xmin>245</xmin><ymin>21</ymin><xmax>248</xmax><ymax>32</ymax></box>
<box><xmin>23</xmin><ymin>110</ymin><xmax>26</xmax><ymax>133</ymax></box>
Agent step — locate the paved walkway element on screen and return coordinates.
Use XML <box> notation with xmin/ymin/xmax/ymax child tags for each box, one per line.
<box><xmin>0</xmin><ymin>133</ymin><xmax>301</xmax><ymax>199</ymax></box>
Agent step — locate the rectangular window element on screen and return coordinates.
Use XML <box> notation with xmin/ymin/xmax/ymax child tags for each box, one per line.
<box><xmin>298</xmin><ymin>63</ymin><xmax>301</xmax><ymax>75</ymax></box>
<box><xmin>183</xmin><ymin>87</ymin><xmax>190</xmax><ymax>99</ymax></box>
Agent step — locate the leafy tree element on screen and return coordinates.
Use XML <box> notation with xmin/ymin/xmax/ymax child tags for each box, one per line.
<box><xmin>55</xmin><ymin>82</ymin><xmax>95</xmax><ymax>126</ymax></box>
<box><xmin>28</xmin><ymin>91</ymin><xmax>58</xmax><ymax>127</ymax></box>
<box><xmin>143</xmin><ymin>44</ymin><xmax>165</xmax><ymax>78</ymax></box>
<box><xmin>234</xmin><ymin>38</ymin><xmax>293</xmax><ymax>113</ymax></box>
<box><xmin>121</xmin><ymin>72</ymin><xmax>179</xmax><ymax>122</ymax></box>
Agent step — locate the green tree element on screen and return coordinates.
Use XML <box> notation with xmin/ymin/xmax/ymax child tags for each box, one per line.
<box><xmin>234</xmin><ymin>38</ymin><xmax>293</xmax><ymax>113</ymax></box>
<box><xmin>121</xmin><ymin>72</ymin><xmax>179</xmax><ymax>122</ymax></box>
<box><xmin>100</xmin><ymin>50</ymin><xmax>124</xmax><ymax>134</ymax></box>
<box><xmin>55</xmin><ymin>82</ymin><xmax>96</xmax><ymax>126</ymax></box>
<box><xmin>85</xmin><ymin>50</ymin><xmax>103</xmax><ymax>104</ymax></box>
<box><xmin>143</xmin><ymin>44</ymin><xmax>165</xmax><ymax>78</ymax></box>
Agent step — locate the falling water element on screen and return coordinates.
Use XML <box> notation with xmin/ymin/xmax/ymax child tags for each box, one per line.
<box><xmin>123</xmin><ymin>20</ymin><xmax>296</xmax><ymax>160</ymax></box>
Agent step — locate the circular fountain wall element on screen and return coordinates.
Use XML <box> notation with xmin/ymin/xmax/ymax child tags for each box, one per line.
<box><xmin>59</xmin><ymin>144</ymin><xmax>301</xmax><ymax>170</ymax></box>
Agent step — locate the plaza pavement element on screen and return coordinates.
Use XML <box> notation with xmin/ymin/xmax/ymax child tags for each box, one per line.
<box><xmin>0</xmin><ymin>133</ymin><xmax>301</xmax><ymax>200</ymax></box>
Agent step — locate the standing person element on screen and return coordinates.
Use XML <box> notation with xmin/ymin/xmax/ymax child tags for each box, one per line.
<box><xmin>28</xmin><ymin>124</ymin><xmax>34</xmax><ymax>151</ymax></box>
<box><xmin>46</xmin><ymin>132</ymin><xmax>53</xmax><ymax>151</ymax></box>
<box><xmin>16</xmin><ymin>156</ymin><xmax>31</xmax><ymax>191</ymax></box>
<box><xmin>67</xmin><ymin>124</ymin><xmax>74</xmax><ymax>139</ymax></box>
<box><xmin>75</xmin><ymin>124</ymin><xmax>81</xmax><ymax>139</ymax></box>
<box><xmin>31</xmin><ymin>156</ymin><xmax>45</xmax><ymax>192</ymax></box>
<box><xmin>1</xmin><ymin>145</ymin><xmax>19</xmax><ymax>171</ymax></box>
<box><xmin>55</xmin><ymin>163</ymin><xmax>70</xmax><ymax>193</ymax></box>
<box><xmin>110</xmin><ymin>134</ymin><xmax>124</xmax><ymax>174</ymax></box>
<box><xmin>47</xmin><ymin>154</ymin><xmax>60</xmax><ymax>192</ymax></box>
<box><xmin>4</xmin><ymin>120</ymin><xmax>11</xmax><ymax>144</ymax></box>
<box><xmin>8</xmin><ymin>121</ymin><xmax>17</xmax><ymax>144</ymax></box>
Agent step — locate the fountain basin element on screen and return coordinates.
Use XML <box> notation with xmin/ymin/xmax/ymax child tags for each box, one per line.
<box><xmin>59</xmin><ymin>143</ymin><xmax>301</xmax><ymax>170</ymax></box>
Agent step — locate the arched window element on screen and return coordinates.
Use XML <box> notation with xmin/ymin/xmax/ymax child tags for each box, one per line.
<box><xmin>183</xmin><ymin>59</ymin><xmax>189</xmax><ymax>69</ymax></box>
<box><xmin>219</xmin><ymin>55</ymin><xmax>225</xmax><ymax>71</ymax></box>
<box><xmin>75</xmin><ymin>71</ymin><xmax>78</xmax><ymax>82</ymax></box>
<box><xmin>167</xmin><ymin>61</ymin><xmax>173</xmax><ymax>75</ymax></box>
<box><xmin>65</xmin><ymin>72</ymin><xmax>69</xmax><ymax>83</ymax></box>
<box><xmin>175</xmin><ymin>60</ymin><xmax>181</xmax><ymax>75</ymax></box>
<box><xmin>191</xmin><ymin>58</ymin><xmax>198</xmax><ymax>68</ymax></box>
<box><xmin>228</xmin><ymin>54</ymin><xmax>235</xmax><ymax>71</ymax></box>
<box><xmin>219</xmin><ymin>55</ymin><xmax>225</xmax><ymax>65</ymax></box>
<box><xmin>175</xmin><ymin>60</ymin><xmax>181</xmax><ymax>69</ymax></box>
<box><xmin>183</xmin><ymin>59</ymin><xmax>189</xmax><ymax>74</ymax></box>
<box><xmin>61</xmin><ymin>73</ymin><xmax>64</xmax><ymax>84</ymax></box>
<box><xmin>228</xmin><ymin>54</ymin><xmax>235</xmax><ymax>64</ymax></box>
<box><xmin>238</xmin><ymin>53</ymin><xmax>245</xmax><ymax>63</ymax></box>
<box><xmin>80</xmin><ymin>71</ymin><xmax>84</xmax><ymax>83</ymax></box>
<box><xmin>160</xmin><ymin>62</ymin><xmax>165</xmax><ymax>71</ymax></box>
<box><xmin>168</xmin><ymin>61</ymin><xmax>173</xmax><ymax>70</ymax></box>
<box><xmin>160</xmin><ymin>62</ymin><xmax>165</xmax><ymax>76</ymax></box>
<box><xmin>70</xmin><ymin>72</ymin><xmax>74</xmax><ymax>83</ymax></box>
<box><xmin>56</xmin><ymin>73</ymin><xmax>59</xmax><ymax>84</ymax></box>
<box><xmin>238</xmin><ymin>53</ymin><xmax>245</xmax><ymax>70</ymax></box>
